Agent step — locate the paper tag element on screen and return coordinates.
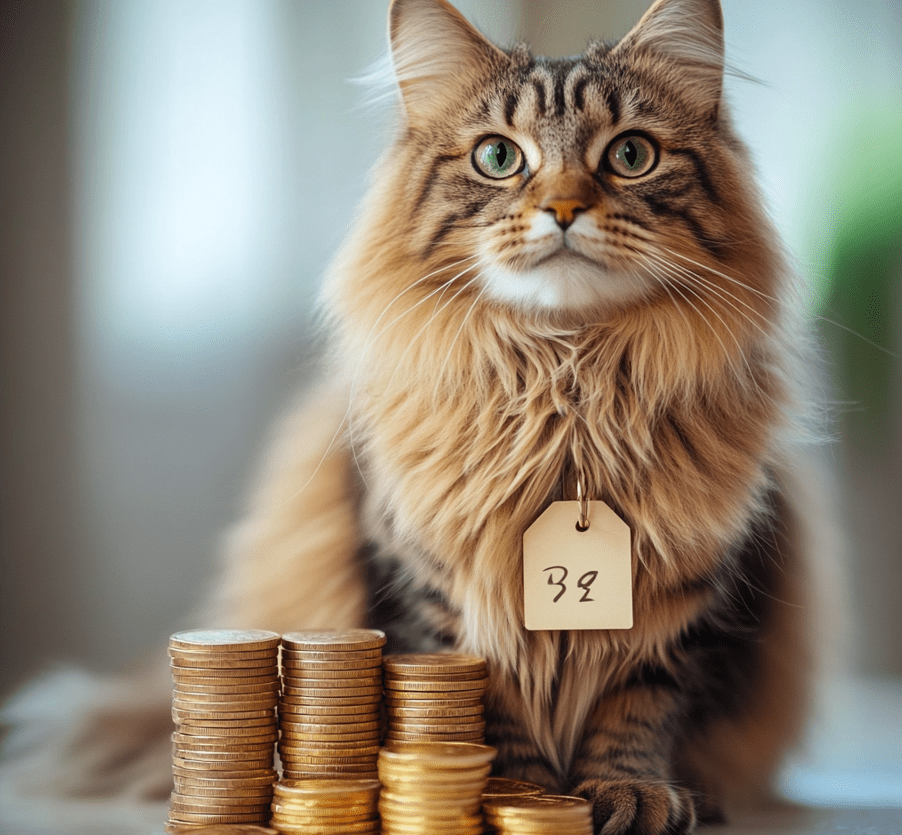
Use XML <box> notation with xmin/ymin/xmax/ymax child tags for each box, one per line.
<box><xmin>523</xmin><ymin>500</ymin><xmax>633</xmax><ymax>631</ymax></box>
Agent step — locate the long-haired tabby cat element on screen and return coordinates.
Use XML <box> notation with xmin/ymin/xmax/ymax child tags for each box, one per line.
<box><xmin>3</xmin><ymin>0</ymin><xmax>827</xmax><ymax>832</ymax></box>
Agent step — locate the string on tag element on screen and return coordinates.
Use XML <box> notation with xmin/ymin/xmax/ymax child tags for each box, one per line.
<box><xmin>576</xmin><ymin>477</ymin><xmax>590</xmax><ymax>532</ymax></box>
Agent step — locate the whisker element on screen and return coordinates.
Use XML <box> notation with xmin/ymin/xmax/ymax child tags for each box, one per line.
<box><xmin>645</xmin><ymin>251</ymin><xmax>773</xmax><ymax>342</ymax></box>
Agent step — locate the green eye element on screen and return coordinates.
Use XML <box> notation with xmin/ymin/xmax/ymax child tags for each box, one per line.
<box><xmin>472</xmin><ymin>136</ymin><xmax>525</xmax><ymax>179</ymax></box>
<box><xmin>607</xmin><ymin>134</ymin><xmax>657</xmax><ymax>178</ymax></box>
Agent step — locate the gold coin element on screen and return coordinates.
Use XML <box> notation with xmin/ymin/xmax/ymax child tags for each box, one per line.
<box><xmin>172</xmin><ymin>691</ymin><xmax>278</xmax><ymax>707</ymax></box>
<box><xmin>380</xmin><ymin>787</ymin><xmax>485</xmax><ymax>806</ymax></box>
<box><xmin>174</xmin><ymin>742</ymin><xmax>275</xmax><ymax>757</ymax></box>
<box><xmin>281</xmin><ymin>646</ymin><xmax>384</xmax><ymax>661</ymax></box>
<box><xmin>172</xmin><ymin>666</ymin><xmax>281</xmax><ymax>680</ymax></box>
<box><xmin>172</xmin><ymin>754</ymin><xmax>274</xmax><ymax>770</ymax></box>
<box><xmin>281</xmin><ymin>664</ymin><xmax>382</xmax><ymax>678</ymax></box>
<box><xmin>279</xmin><ymin>700</ymin><xmax>380</xmax><ymax>717</ymax></box>
<box><xmin>281</xmin><ymin>768</ymin><xmax>379</xmax><ymax>781</ymax></box>
<box><xmin>276</xmin><ymin>777</ymin><xmax>379</xmax><ymax>792</ymax></box>
<box><xmin>282</xmin><ymin>676</ymin><xmax>382</xmax><ymax>691</ymax></box>
<box><xmin>271</xmin><ymin>822</ymin><xmax>379</xmax><ymax>835</ymax></box>
<box><xmin>175</xmin><ymin>717</ymin><xmax>276</xmax><ymax>732</ymax></box>
<box><xmin>172</xmin><ymin>769</ymin><xmax>276</xmax><ymax>785</ymax></box>
<box><xmin>282</xmin><ymin>656</ymin><xmax>384</xmax><ymax>671</ymax></box>
<box><xmin>483</xmin><ymin>794</ymin><xmax>592</xmax><ymax>821</ymax></box>
<box><xmin>173</xmin><ymin>730</ymin><xmax>278</xmax><ymax>745</ymax></box>
<box><xmin>380</xmin><ymin>740</ymin><xmax>496</xmax><ymax>765</ymax></box>
<box><xmin>279</xmin><ymin>695</ymin><xmax>382</xmax><ymax>709</ymax></box>
<box><xmin>280</xmin><ymin>732</ymin><xmax>382</xmax><ymax>747</ymax></box>
<box><xmin>170</xmin><ymin>655</ymin><xmax>278</xmax><ymax>670</ymax></box>
<box><xmin>389</xmin><ymin>717</ymin><xmax>485</xmax><ymax>731</ymax></box>
<box><xmin>170</xmin><ymin>629</ymin><xmax>281</xmax><ymax>652</ymax></box>
<box><xmin>167</xmin><ymin>811</ymin><xmax>271</xmax><ymax>825</ymax></box>
<box><xmin>270</xmin><ymin>799</ymin><xmax>373</xmax><ymax>818</ymax></box>
<box><xmin>384</xmin><ymin>693</ymin><xmax>484</xmax><ymax>706</ymax></box>
<box><xmin>384</xmin><ymin>677</ymin><xmax>487</xmax><ymax>692</ymax></box>
<box><xmin>164</xmin><ymin>825</ymin><xmax>277</xmax><ymax>835</ymax></box>
<box><xmin>386</xmin><ymin>731</ymin><xmax>485</xmax><ymax>744</ymax></box>
<box><xmin>383</xmin><ymin>653</ymin><xmax>486</xmax><ymax>673</ymax></box>
<box><xmin>387</xmin><ymin>703</ymin><xmax>483</xmax><ymax>718</ymax></box>
<box><xmin>169</xmin><ymin>646</ymin><xmax>279</xmax><ymax>661</ymax></box>
<box><xmin>278</xmin><ymin>719</ymin><xmax>381</xmax><ymax>734</ymax></box>
<box><xmin>281</xmin><ymin>629</ymin><xmax>386</xmax><ymax>652</ymax></box>
<box><xmin>281</xmin><ymin>681</ymin><xmax>383</xmax><ymax>696</ymax></box>
<box><xmin>279</xmin><ymin>719</ymin><xmax>381</xmax><ymax>736</ymax></box>
<box><xmin>482</xmin><ymin>777</ymin><xmax>546</xmax><ymax>798</ymax></box>
<box><xmin>175</xmin><ymin>782</ymin><xmax>273</xmax><ymax>803</ymax></box>
<box><xmin>169</xmin><ymin>799</ymin><xmax>272</xmax><ymax>814</ymax></box>
<box><xmin>172</xmin><ymin>708</ymin><xmax>275</xmax><ymax>723</ymax></box>
<box><xmin>174</xmin><ymin>681</ymin><xmax>281</xmax><ymax>696</ymax></box>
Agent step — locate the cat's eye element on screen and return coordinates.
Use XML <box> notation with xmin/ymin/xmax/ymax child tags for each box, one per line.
<box><xmin>472</xmin><ymin>136</ymin><xmax>525</xmax><ymax>179</ymax></box>
<box><xmin>606</xmin><ymin>134</ymin><xmax>657</xmax><ymax>178</ymax></box>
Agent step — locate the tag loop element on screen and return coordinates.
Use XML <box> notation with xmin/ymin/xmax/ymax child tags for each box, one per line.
<box><xmin>576</xmin><ymin>477</ymin><xmax>590</xmax><ymax>531</ymax></box>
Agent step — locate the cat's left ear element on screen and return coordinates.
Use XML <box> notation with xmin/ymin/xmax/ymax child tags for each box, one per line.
<box><xmin>613</xmin><ymin>0</ymin><xmax>725</xmax><ymax>120</ymax></box>
<box><xmin>388</xmin><ymin>0</ymin><xmax>512</xmax><ymax>126</ymax></box>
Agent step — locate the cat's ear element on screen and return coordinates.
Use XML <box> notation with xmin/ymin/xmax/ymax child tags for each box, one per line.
<box><xmin>613</xmin><ymin>0</ymin><xmax>725</xmax><ymax>120</ymax></box>
<box><xmin>388</xmin><ymin>0</ymin><xmax>511</xmax><ymax>125</ymax></box>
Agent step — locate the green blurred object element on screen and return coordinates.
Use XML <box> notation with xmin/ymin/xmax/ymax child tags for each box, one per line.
<box><xmin>821</xmin><ymin>102</ymin><xmax>902</xmax><ymax>446</ymax></box>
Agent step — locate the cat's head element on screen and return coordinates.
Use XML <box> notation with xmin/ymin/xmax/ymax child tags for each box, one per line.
<box><xmin>330</xmin><ymin>0</ymin><xmax>780</xmax><ymax>339</ymax></box>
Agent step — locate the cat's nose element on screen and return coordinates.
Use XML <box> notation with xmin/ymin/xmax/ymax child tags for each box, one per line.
<box><xmin>541</xmin><ymin>198</ymin><xmax>587</xmax><ymax>231</ymax></box>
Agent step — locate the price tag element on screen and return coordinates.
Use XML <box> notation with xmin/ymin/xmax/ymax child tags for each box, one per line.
<box><xmin>523</xmin><ymin>500</ymin><xmax>632</xmax><ymax>631</ymax></box>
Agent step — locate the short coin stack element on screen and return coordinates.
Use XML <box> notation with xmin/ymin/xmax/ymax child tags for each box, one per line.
<box><xmin>167</xmin><ymin>629</ymin><xmax>281</xmax><ymax>831</ymax></box>
<box><xmin>482</xmin><ymin>795</ymin><xmax>594</xmax><ymax>835</ymax></box>
<box><xmin>383</xmin><ymin>653</ymin><xmax>488</xmax><ymax>743</ymax></box>
<box><xmin>377</xmin><ymin>740</ymin><xmax>496</xmax><ymax>834</ymax></box>
<box><xmin>278</xmin><ymin>629</ymin><xmax>385</xmax><ymax>781</ymax></box>
<box><xmin>268</xmin><ymin>778</ymin><xmax>380</xmax><ymax>834</ymax></box>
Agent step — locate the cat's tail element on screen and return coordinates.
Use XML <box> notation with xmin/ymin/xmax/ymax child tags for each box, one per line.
<box><xmin>0</xmin><ymin>383</ymin><xmax>364</xmax><ymax>800</ymax></box>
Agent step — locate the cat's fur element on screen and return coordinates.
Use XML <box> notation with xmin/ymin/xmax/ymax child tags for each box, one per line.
<box><xmin>2</xmin><ymin>1</ymin><xmax>829</xmax><ymax>833</ymax></box>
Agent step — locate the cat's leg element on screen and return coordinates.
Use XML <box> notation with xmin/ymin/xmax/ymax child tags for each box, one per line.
<box><xmin>569</xmin><ymin>672</ymin><xmax>697</xmax><ymax>835</ymax></box>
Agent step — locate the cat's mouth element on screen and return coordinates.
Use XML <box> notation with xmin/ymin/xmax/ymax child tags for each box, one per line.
<box><xmin>480</xmin><ymin>246</ymin><xmax>653</xmax><ymax>314</ymax></box>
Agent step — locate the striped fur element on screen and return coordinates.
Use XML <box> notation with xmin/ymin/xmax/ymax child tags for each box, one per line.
<box><xmin>2</xmin><ymin>2</ymin><xmax>823</xmax><ymax>831</ymax></box>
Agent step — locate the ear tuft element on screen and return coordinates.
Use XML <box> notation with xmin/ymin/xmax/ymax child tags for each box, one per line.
<box><xmin>388</xmin><ymin>0</ymin><xmax>511</xmax><ymax>123</ymax></box>
<box><xmin>614</xmin><ymin>0</ymin><xmax>725</xmax><ymax>116</ymax></box>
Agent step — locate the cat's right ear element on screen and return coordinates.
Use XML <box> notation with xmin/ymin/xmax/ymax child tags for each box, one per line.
<box><xmin>388</xmin><ymin>0</ymin><xmax>511</xmax><ymax>126</ymax></box>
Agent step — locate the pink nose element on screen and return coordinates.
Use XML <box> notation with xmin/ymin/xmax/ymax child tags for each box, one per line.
<box><xmin>542</xmin><ymin>198</ymin><xmax>587</xmax><ymax>230</ymax></box>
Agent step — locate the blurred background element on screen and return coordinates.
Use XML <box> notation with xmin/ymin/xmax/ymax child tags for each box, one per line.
<box><xmin>1</xmin><ymin>0</ymin><xmax>900</xmax><ymax>811</ymax></box>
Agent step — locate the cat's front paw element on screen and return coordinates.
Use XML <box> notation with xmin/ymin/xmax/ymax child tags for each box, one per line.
<box><xmin>573</xmin><ymin>778</ymin><xmax>697</xmax><ymax>835</ymax></box>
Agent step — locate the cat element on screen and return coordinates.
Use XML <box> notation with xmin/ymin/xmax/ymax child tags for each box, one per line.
<box><xmin>1</xmin><ymin>0</ymin><xmax>830</xmax><ymax>833</ymax></box>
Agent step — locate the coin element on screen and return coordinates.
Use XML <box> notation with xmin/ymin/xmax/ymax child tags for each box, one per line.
<box><xmin>170</xmin><ymin>628</ymin><xmax>280</xmax><ymax>648</ymax></box>
<box><xmin>281</xmin><ymin>629</ymin><xmax>386</xmax><ymax>652</ymax></box>
<box><xmin>283</xmin><ymin>671</ymin><xmax>383</xmax><ymax>685</ymax></box>
<box><xmin>482</xmin><ymin>777</ymin><xmax>546</xmax><ymax>798</ymax></box>
<box><xmin>383</xmin><ymin>653</ymin><xmax>486</xmax><ymax>673</ymax></box>
<box><xmin>282</xmin><ymin>656</ymin><xmax>384</xmax><ymax>671</ymax></box>
<box><xmin>165</xmin><ymin>825</ymin><xmax>278</xmax><ymax>835</ymax></box>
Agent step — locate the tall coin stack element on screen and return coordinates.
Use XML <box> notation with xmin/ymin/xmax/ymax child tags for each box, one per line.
<box><xmin>383</xmin><ymin>653</ymin><xmax>488</xmax><ymax>743</ymax></box>
<box><xmin>278</xmin><ymin>629</ymin><xmax>385</xmax><ymax>781</ymax></box>
<box><xmin>268</xmin><ymin>778</ymin><xmax>380</xmax><ymax>834</ymax></box>
<box><xmin>482</xmin><ymin>795</ymin><xmax>594</xmax><ymax>835</ymax></box>
<box><xmin>167</xmin><ymin>629</ymin><xmax>281</xmax><ymax>831</ymax></box>
<box><xmin>377</xmin><ymin>741</ymin><xmax>496</xmax><ymax>835</ymax></box>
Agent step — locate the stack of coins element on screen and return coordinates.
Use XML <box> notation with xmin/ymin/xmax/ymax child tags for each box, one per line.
<box><xmin>278</xmin><ymin>629</ymin><xmax>385</xmax><ymax>781</ymax></box>
<box><xmin>482</xmin><ymin>796</ymin><xmax>594</xmax><ymax>835</ymax></box>
<box><xmin>167</xmin><ymin>629</ymin><xmax>281</xmax><ymax>830</ymax></box>
<box><xmin>377</xmin><ymin>741</ymin><xmax>496</xmax><ymax>834</ymax></box>
<box><xmin>268</xmin><ymin>778</ymin><xmax>380</xmax><ymax>834</ymax></box>
<box><xmin>383</xmin><ymin>653</ymin><xmax>488</xmax><ymax>743</ymax></box>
